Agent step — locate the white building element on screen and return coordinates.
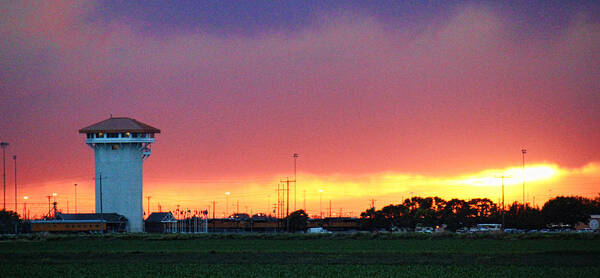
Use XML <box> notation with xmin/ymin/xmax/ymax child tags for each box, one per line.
<box><xmin>80</xmin><ymin>117</ymin><xmax>160</xmax><ymax>232</ymax></box>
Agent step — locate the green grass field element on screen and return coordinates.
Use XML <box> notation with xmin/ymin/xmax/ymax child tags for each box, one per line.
<box><xmin>0</xmin><ymin>233</ymin><xmax>599</xmax><ymax>277</ymax></box>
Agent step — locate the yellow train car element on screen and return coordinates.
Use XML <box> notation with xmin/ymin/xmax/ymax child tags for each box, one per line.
<box><xmin>31</xmin><ymin>220</ymin><xmax>106</xmax><ymax>233</ymax></box>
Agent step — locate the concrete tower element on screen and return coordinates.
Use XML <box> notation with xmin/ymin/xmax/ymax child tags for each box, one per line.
<box><xmin>79</xmin><ymin>117</ymin><xmax>160</xmax><ymax>232</ymax></box>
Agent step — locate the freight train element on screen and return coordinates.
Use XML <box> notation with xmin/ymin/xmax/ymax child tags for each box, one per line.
<box><xmin>203</xmin><ymin>216</ymin><xmax>361</xmax><ymax>232</ymax></box>
<box><xmin>29</xmin><ymin>213</ymin><xmax>361</xmax><ymax>233</ymax></box>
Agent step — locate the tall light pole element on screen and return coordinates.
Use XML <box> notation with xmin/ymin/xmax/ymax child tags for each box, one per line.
<box><xmin>1</xmin><ymin>142</ymin><xmax>9</xmax><ymax>210</ymax></box>
<box><xmin>74</xmin><ymin>184</ymin><xmax>77</xmax><ymax>213</ymax></box>
<box><xmin>225</xmin><ymin>192</ymin><xmax>230</xmax><ymax>217</ymax></box>
<box><xmin>318</xmin><ymin>189</ymin><xmax>323</xmax><ymax>219</ymax></box>
<box><xmin>293</xmin><ymin>153</ymin><xmax>299</xmax><ymax>211</ymax></box>
<box><xmin>13</xmin><ymin>155</ymin><xmax>17</xmax><ymax>212</ymax></box>
<box><xmin>521</xmin><ymin>148</ymin><xmax>526</xmax><ymax>206</ymax></box>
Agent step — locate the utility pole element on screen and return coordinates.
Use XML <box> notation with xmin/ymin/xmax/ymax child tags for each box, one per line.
<box><xmin>286</xmin><ymin>178</ymin><xmax>290</xmax><ymax>218</ymax></box>
<box><xmin>293</xmin><ymin>153</ymin><xmax>299</xmax><ymax>211</ymax></box>
<box><xmin>1</xmin><ymin>142</ymin><xmax>9</xmax><ymax>210</ymax></box>
<box><xmin>146</xmin><ymin>196</ymin><xmax>152</xmax><ymax>216</ymax></box>
<box><xmin>318</xmin><ymin>189</ymin><xmax>323</xmax><ymax>218</ymax></box>
<box><xmin>278</xmin><ymin>178</ymin><xmax>291</xmax><ymax>220</ymax></box>
<box><xmin>279</xmin><ymin>177</ymin><xmax>291</xmax><ymax>231</ymax></box>
<box><xmin>13</xmin><ymin>155</ymin><xmax>17</xmax><ymax>212</ymax></box>
<box><xmin>46</xmin><ymin>195</ymin><xmax>52</xmax><ymax>217</ymax></box>
<box><xmin>496</xmin><ymin>175</ymin><xmax>511</xmax><ymax>231</ymax></box>
<box><xmin>284</xmin><ymin>178</ymin><xmax>290</xmax><ymax>231</ymax></box>
<box><xmin>74</xmin><ymin>184</ymin><xmax>77</xmax><ymax>213</ymax></box>
<box><xmin>522</xmin><ymin>148</ymin><xmax>527</xmax><ymax>205</ymax></box>
<box><xmin>329</xmin><ymin>200</ymin><xmax>331</xmax><ymax>218</ymax></box>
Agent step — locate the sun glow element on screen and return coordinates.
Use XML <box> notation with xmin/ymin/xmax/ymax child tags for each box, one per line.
<box><xmin>447</xmin><ymin>164</ymin><xmax>560</xmax><ymax>187</ymax></box>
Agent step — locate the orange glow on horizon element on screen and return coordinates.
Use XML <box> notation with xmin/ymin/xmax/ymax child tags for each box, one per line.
<box><xmin>15</xmin><ymin>162</ymin><xmax>600</xmax><ymax>219</ymax></box>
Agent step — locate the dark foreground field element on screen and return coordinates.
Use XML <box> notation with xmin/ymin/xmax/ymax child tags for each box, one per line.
<box><xmin>0</xmin><ymin>233</ymin><xmax>599</xmax><ymax>277</ymax></box>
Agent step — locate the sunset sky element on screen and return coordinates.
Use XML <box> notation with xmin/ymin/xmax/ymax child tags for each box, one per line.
<box><xmin>1</xmin><ymin>1</ymin><xmax>599</xmax><ymax>218</ymax></box>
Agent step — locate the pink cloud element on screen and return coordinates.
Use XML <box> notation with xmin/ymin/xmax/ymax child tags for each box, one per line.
<box><xmin>0</xmin><ymin>3</ymin><xmax>598</xmax><ymax>198</ymax></box>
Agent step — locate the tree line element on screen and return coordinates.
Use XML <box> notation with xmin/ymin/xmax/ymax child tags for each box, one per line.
<box><xmin>359</xmin><ymin>196</ymin><xmax>600</xmax><ymax>231</ymax></box>
<box><xmin>1</xmin><ymin>195</ymin><xmax>599</xmax><ymax>233</ymax></box>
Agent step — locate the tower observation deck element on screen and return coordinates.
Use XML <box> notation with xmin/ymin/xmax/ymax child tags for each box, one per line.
<box><xmin>79</xmin><ymin>117</ymin><xmax>160</xmax><ymax>232</ymax></box>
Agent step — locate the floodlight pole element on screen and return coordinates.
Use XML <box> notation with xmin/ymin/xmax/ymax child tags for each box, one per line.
<box><xmin>522</xmin><ymin>149</ymin><xmax>526</xmax><ymax>205</ymax></box>
<box><xmin>74</xmin><ymin>184</ymin><xmax>77</xmax><ymax>213</ymax></box>
<box><xmin>1</xmin><ymin>142</ymin><xmax>9</xmax><ymax>210</ymax></box>
<box><xmin>13</xmin><ymin>155</ymin><xmax>17</xmax><ymax>212</ymax></box>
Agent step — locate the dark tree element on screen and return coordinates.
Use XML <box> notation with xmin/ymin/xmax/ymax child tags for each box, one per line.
<box><xmin>542</xmin><ymin>196</ymin><xmax>588</xmax><ymax>227</ymax></box>
<box><xmin>411</xmin><ymin>197</ymin><xmax>438</xmax><ymax>227</ymax></box>
<box><xmin>505</xmin><ymin>202</ymin><xmax>544</xmax><ymax>229</ymax></box>
<box><xmin>441</xmin><ymin>199</ymin><xmax>474</xmax><ymax>231</ymax></box>
<box><xmin>593</xmin><ymin>196</ymin><xmax>600</xmax><ymax>214</ymax></box>
<box><xmin>359</xmin><ymin>207</ymin><xmax>388</xmax><ymax>231</ymax></box>
<box><xmin>380</xmin><ymin>204</ymin><xmax>410</xmax><ymax>229</ymax></box>
<box><xmin>285</xmin><ymin>210</ymin><xmax>308</xmax><ymax>232</ymax></box>
<box><xmin>469</xmin><ymin>198</ymin><xmax>497</xmax><ymax>218</ymax></box>
<box><xmin>0</xmin><ymin>210</ymin><xmax>21</xmax><ymax>234</ymax></box>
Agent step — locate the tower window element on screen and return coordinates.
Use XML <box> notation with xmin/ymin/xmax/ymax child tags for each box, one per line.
<box><xmin>107</xmin><ymin>133</ymin><xmax>119</xmax><ymax>138</ymax></box>
<box><xmin>112</xmin><ymin>144</ymin><xmax>119</xmax><ymax>150</ymax></box>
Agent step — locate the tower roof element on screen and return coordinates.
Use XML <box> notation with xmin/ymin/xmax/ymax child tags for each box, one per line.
<box><xmin>79</xmin><ymin>117</ymin><xmax>160</xmax><ymax>134</ymax></box>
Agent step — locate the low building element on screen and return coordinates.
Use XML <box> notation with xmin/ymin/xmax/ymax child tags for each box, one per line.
<box><xmin>145</xmin><ymin>212</ymin><xmax>177</xmax><ymax>233</ymax></box>
<box><xmin>57</xmin><ymin>213</ymin><xmax>128</xmax><ymax>232</ymax></box>
<box><xmin>575</xmin><ymin>215</ymin><xmax>600</xmax><ymax>231</ymax></box>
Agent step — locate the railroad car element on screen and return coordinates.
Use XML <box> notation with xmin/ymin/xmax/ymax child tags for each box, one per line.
<box><xmin>30</xmin><ymin>220</ymin><xmax>106</xmax><ymax>233</ymax></box>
